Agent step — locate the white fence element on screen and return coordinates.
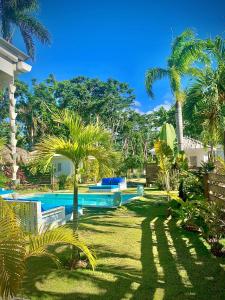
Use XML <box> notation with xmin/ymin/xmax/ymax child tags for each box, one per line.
<box><xmin>3</xmin><ymin>200</ymin><xmax>66</xmax><ymax>234</ymax></box>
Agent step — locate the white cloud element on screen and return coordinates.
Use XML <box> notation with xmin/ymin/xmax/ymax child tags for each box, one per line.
<box><xmin>134</xmin><ymin>100</ymin><xmax>141</xmax><ymax>107</ymax></box>
<box><xmin>146</xmin><ymin>99</ymin><xmax>173</xmax><ymax>114</ymax></box>
<box><xmin>154</xmin><ymin>100</ymin><xmax>172</xmax><ymax>111</ymax></box>
<box><xmin>134</xmin><ymin>108</ymin><xmax>145</xmax><ymax>115</ymax></box>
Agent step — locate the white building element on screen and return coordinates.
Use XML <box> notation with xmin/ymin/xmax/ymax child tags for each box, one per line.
<box><xmin>150</xmin><ymin>137</ymin><xmax>224</xmax><ymax>168</ymax></box>
<box><xmin>52</xmin><ymin>154</ymin><xmax>74</xmax><ymax>177</ymax></box>
<box><xmin>52</xmin><ymin>154</ymin><xmax>96</xmax><ymax>178</ymax></box>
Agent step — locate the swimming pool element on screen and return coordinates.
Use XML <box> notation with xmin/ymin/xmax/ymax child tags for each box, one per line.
<box><xmin>11</xmin><ymin>193</ymin><xmax>136</xmax><ymax>214</ymax></box>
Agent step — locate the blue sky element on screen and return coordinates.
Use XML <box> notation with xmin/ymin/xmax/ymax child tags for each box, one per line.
<box><xmin>17</xmin><ymin>0</ymin><xmax>225</xmax><ymax>113</ymax></box>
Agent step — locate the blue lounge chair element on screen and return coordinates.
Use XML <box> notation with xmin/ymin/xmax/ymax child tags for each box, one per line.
<box><xmin>89</xmin><ymin>177</ymin><xmax>127</xmax><ymax>192</ymax></box>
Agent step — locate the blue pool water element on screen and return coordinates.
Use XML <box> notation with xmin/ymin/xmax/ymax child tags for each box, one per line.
<box><xmin>13</xmin><ymin>193</ymin><xmax>136</xmax><ymax>214</ymax></box>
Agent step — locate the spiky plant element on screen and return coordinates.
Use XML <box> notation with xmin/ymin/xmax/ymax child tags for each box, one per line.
<box><xmin>32</xmin><ymin>110</ymin><xmax>119</xmax><ymax>231</ymax></box>
<box><xmin>145</xmin><ymin>29</ymin><xmax>206</xmax><ymax>151</ymax></box>
<box><xmin>0</xmin><ymin>198</ymin><xmax>96</xmax><ymax>299</ymax></box>
<box><xmin>0</xmin><ymin>0</ymin><xmax>50</xmax><ymax>59</ymax></box>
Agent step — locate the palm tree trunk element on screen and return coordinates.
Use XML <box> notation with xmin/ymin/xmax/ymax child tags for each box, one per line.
<box><xmin>73</xmin><ymin>169</ymin><xmax>79</xmax><ymax>232</ymax></box>
<box><xmin>175</xmin><ymin>101</ymin><xmax>184</xmax><ymax>151</ymax></box>
<box><xmin>9</xmin><ymin>82</ymin><xmax>18</xmax><ymax>184</ymax></box>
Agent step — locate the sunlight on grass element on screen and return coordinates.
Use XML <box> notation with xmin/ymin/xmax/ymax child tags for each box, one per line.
<box><xmin>153</xmin><ymin>287</ymin><xmax>165</xmax><ymax>300</ymax></box>
<box><xmin>22</xmin><ymin>191</ymin><xmax>225</xmax><ymax>299</ymax></box>
<box><xmin>150</xmin><ymin>217</ymin><xmax>165</xmax><ymax>284</ymax></box>
<box><xmin>164</xmin><ymin>218</ymin><xmax>193</xmax><ymax>288</ymax></box>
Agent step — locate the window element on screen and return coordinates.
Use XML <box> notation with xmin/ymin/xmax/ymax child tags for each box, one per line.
<box><xmin>190</xmin><ymin>156</ymin><xmax>197</xmax><ymax>167</ymax></box>
<box><xmin>57</xmin><ymin>163</ymin><xmax>62</xmax><ymax>172</ymax></box>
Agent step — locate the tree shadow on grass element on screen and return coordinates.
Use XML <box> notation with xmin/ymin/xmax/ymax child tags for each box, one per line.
<box><xmin>22</xmin><ymin>198</ymin><xmax>225</xmax><ymax>300</ymax></box>
<box><xmin>127</xmin><ymin>200</ymin><xmax>225</xmax><ymax>300</ymax></box>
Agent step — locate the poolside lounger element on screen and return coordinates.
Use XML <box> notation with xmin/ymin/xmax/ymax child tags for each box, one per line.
<box><xmin>88</xmin><ymin>177</ymin><xmax>127</xmax><ymax>192</ymax></box>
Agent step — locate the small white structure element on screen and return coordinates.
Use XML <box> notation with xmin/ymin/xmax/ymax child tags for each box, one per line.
<box><xmin>52</xmin><ymin>154</ymin><xmax>96</xmax><ymax>178</ymax></box>
<box><xmin>183</xmin><ymin>137</ymin><xmax>209</xmax><ymax>168</ymax></box>
<box><xmin>52</xmin><ymin>154</ymin><xmax>74</xmax><ymax>177</ymax></box>
<box><xmin>150</xmin><ymin>137</ymin><xmax>224</xmax><ymax>168</ymax></box>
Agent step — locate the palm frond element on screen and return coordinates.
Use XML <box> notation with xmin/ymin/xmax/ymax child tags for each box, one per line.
<box><xmin>27</xmin><ymin>226</ymin><xmax>96</xmax><ymax>269</ymax></box>
<box><xmin>170</xmin><ymin>29</ymin><xmax>195</xmax><ymax>62</ymax></box>
<box><xmin>145</xmin><ymin>68</ymin><xmax>168</xmax><ymax>97</ymax></box>
<box><xmin>0</xmin><ymin>198</ymin><xmax>26</xmax><ymax>299</ymax></box>
<box><xmin>32</xmin><ymin>135</ymin><xmax>78</xmax><ymax>171</ymax></box>
<box><xmin>16</xmin><ymin>13</ymin><xmax>50</xmax><ymax>58</ymax></box>
<box><xmin>15</xmin><ymin>0</ymin><xmax>39</xmax><ymax>11</ymax></box>
<box><xmin>177</xmin><ymin>41</ymin><xmax>208</xmax><ymax>72</ymax></box>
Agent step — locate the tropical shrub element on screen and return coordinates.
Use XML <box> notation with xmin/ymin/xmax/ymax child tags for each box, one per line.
<box><xmin>200</xmin><ymin>202</ymin><xmax>225</xmax><ymax>256</ymax></box>
<box><xmin>58</xmin><ymin>174</ymin><xmax>68</xmax><ymax>190</ymax></box>
<box><xmin>3</xmin><ymin>166</ymin><xmax>27</xmax><ymax>184</ymax></box>
<box><xmin>154</xmin><ymin>123</ymin><xmax>176</xmax><ymax>191</ymax></box>
<box><xmin>199</xmin><ymin>161</ymin><xmax>215</xmax><ymax>174</ymax></box>
<box><xmin>169</xmin><ymin>169</ymin><xmax>180</xmax><ymax>190</ymax></box>
<box><xmin>169</xmin><ymin>196</ymin><xmax>225</xmax><ymax>256</ymax></box>
<box><xmin>0</xmin><ymin>198</ymin><xmax>96</xmax><ymax>299</ymax></box>
<box><xmin>81</xmin><ymin>159</ymin><xmax>100</xmax><ymax>183</ymax></box>
<box><xmin>0</xmin><ymin>171</ymin><xmax>9</xmax><ymax>187</ymax></box>
<box><xmin>178</xmin><ymin>172</ymin><xmax>204</xmax><ymax>201</ymax></box>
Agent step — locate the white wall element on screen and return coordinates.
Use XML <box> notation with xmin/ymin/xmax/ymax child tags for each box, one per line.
<box><xmin>53</xmin><ymin>156</ymin><xmax>74</xmax><ymax>177</ymax></box>
<box><xmin>185</xmin><ymin>148</ymin><xmax>209</xmax><ymax>167</ymax></box>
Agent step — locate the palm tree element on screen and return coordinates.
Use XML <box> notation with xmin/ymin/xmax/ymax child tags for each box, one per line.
<box><xmin>0</xmin><ymin>198</ymin><xmax>96</xmax><ymax>300</ymax></box>
<box><xmin>145</xmin><ymin>29</ymin><xmax>205</xmax><ymax>151</ymax></box>
<box><xmin>0</xmin><ymin>0</ymin><xmax>50</xmax><ymax>59</ymax></box>
<box><xmin>32</xmin><ymin>110</ymin><xmax>119</xmax><ymax>231</ymax></box>
<box><xmin>186</xmin><ymin>37</ymin><xmax>225</xmax><ymax>158</ymax></box>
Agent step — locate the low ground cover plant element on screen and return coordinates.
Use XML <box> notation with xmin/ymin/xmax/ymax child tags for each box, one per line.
<box><xmin>168</xmin><ymin>195</ymin><xmax>225</xmax><ymax>257</ymax></box>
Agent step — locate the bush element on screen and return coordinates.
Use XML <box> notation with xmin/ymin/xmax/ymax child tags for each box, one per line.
<box><xmin>57</xmin><ymin>174</ymin><xmax>68</xmax><ymax>190</ymax></box>
<box><xmin>169</xmin><ymin>170</ymin><xmax>180</xmax><ymax>190</ymax></box>
<box><xmin>0</xmin><ymin>171</ymin><xmax>9</xmax><ymax>187</ymax></box>
<box><xmin>3</xmin><ymin>166</ymin><xmax>27</xmax><ymax>184</ymax></box>
<box><xmin>169</xmin><ymin>196</ymin><xmax>225</xmax><ymax>257</ymax></box>
<box><xmin>179</xmin><ymin>171</ymin><xmax>204</xmax><ymax>201</ymax></box>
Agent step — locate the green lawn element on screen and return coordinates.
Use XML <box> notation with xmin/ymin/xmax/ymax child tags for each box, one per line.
<box><xmin>22</xmin><ymin>189</ymin><xmax>225</xmax><ymax>300</ymax></box>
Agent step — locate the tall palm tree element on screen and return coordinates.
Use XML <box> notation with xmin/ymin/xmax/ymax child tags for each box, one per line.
<box><xmin>0</xmin><ymin>198</ymin><xmax>96</xmax><ymax>300</ymax></box>
<box><xmin>0</xmin><ymin>0</ymin><xmax>50</xmax><ymax>59</ymax></box>
<box><xmin>145</xmin><ymin>29</ymin><xmax>205</xmax><ymax>151</ymax></box>
<box><xmin>186</xmin><ymin>37</ymin><xmax>225</xmax><ymax>158</ymax></box>
<box><xmin>32</xmin><ymin>110</ymin><xmax>119</xmax><ymax>231</ymax></box>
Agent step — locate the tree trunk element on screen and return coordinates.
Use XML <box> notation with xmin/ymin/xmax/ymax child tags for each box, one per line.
<box><xmin>9</xmin><ymin>82</ymin><xmax>18</xmax><ymax>184</ymax></box>
<box><xmin>175</xmin><ymin>101</ymin><xmax>184</xmax><ymax>151</ymax></box>
<box><xmin>73</xmin><ymin>171</ymin><xmax>79</xmax><ymax>232</ymax></box>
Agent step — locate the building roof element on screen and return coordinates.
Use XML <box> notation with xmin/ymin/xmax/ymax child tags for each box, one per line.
<box><xmin>0</xmin><ymin>38</ymin><xmax>29</xmax><ymax>62</ymax></box>
<box><xmin>150</xmin><ymin>136</ymin><xmax>209</xmax><ymax>155</ymax></box>
<box><xmin>183</xmin><ymin>137</ymin><xmax>208</xmax><ymax>150</ymax></box>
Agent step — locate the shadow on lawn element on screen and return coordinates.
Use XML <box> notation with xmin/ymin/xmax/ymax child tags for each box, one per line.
<box><xmin>22</xmin><ymin>198</ymin><xmax>225</xmax><ymax>300</ymax></box>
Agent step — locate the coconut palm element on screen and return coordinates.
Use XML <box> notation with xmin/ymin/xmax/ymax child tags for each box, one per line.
<box><xmin>0</xmin><ymin>0</ymin><xmax>50</xmax><ymax>59</ymax></box>
<box><xmin>145</xmin><ymin>29</ymin><xmax>205</xmax><ymax>151</ymax></box>
<box><xmin>185</xmin><ymin>37</ymin><xmax>225</xmax><ymax>158</ymax></box>
<box><xmin>32</xmin><ymin>110</ymin><xmax>119</xmax><ymax>231</ymax></box>
<box><xmin>0</xmin><ymin>198</ymin><xmax>96</xmax><ymax>300</ymax></box>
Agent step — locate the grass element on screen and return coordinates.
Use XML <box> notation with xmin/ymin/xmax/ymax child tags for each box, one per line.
<box><xmin>22</xmin><ymin>188</ymin><xmax>225</xmax><ymax>300</ymax></box>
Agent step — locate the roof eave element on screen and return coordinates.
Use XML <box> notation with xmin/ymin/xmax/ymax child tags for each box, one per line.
<box><xmin>0</xmin><ymin>38</ymin><xmax>29</xmax><ymax>61</ymax></box>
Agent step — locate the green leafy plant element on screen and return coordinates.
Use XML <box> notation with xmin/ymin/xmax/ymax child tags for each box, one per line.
<box><xmin>145</xmin><ymin>29</ymin><xmax>207</xmax><ymax>151</ymax></box>
<box><xmin>0</xmin><ymin>171</ymin><xmax>9</xmax><ymax>187</ymax></box>
<box><xmin>0</xmin><ymin>0</ymin><xmax>51</xmax><ymax>59</ymax></box>
<box><xmin>200</xmin><ymin>202</ymin><xmax>225</xmax><ymax>256</ymax></box>
<box><xmin>179</xmin><ymin>172</ymin><xmax>204</xmax><ymax>201</ymax></box>
<box><xmin>57</xmin><ymin>174</ymin><xmax>68</xmax><ymax>190</ymax></box>
<box><xmin>32</xmin><ymin>110</ymin><xmax>119</xmax><ymax>232</ymax></box>
<box><xmin>0</xmin><ymin>198</ymin><xmax>96</xmax><ymax>299</ymax></box>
